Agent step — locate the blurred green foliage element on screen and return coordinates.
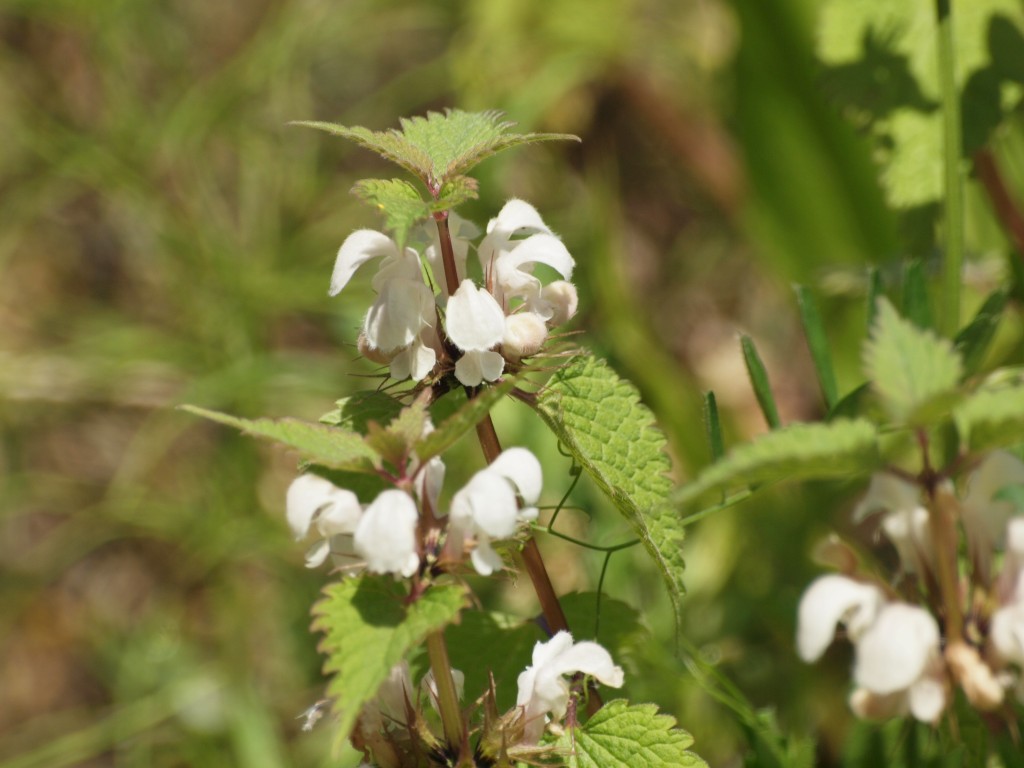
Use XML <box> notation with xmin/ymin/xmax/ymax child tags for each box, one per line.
<box><xmin>2</xmin><ymin>1</ymin><xmax>1024</xmax><ymax>766</ymax></box>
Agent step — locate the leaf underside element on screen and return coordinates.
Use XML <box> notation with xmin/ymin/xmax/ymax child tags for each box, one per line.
<box><xmin>532</xmin><ymin>353</ymin><xmax>686</xmax><ymax>628</ymax></box>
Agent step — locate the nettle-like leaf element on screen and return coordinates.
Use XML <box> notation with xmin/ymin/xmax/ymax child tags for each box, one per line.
<box><xmin>558</xmin><ymin>700</ymin><xmax>707</xmax><ymax>768</ymax></box>
<box><xmin>672</xmin><ymin>419</ymin><xmax>881</xmax><ymax>510</ymax></box>
<box><xmin>321</xmin><ymin>391</ymin><xmax>405</xmax><ymax>432</ymax></box>
<box><xmin>294</xmin><ymin>109</ymin><xmax>578</xmax><ymax>188</ymax></box>
<box><xmin>955</xmin><ymin>383</ymin><xmax>1024</xmax><ymax>453</ymax></box>
<box><xmin>181</xmin><ymin>405</ymin><xmax>378</xmax><ymax>471</ymax></box>
<box><xmin>415</xmin><ymin>378</ymin><xmax>517</xmax><ymax>462</ymax></box>
<box><xmin>351</xmin><ymin>178</ymin><xmax>431</xmax><ymax>247</ymax></box>
<box><xmin>363</xmin><ymin>393</ymin><xmax>432</xmax><ymax>468</ymax></box>
<box><xmin>863</xmin><ymin>298</ymin><xmax>963</xmax><ymax>424</ymax></box>
<box><xmin>312</xmin><ymin>577</ymin><xmax>470</xmax><ymax>748</ymax></box>
<box><xmin>817</xmin><ymin>0</ymin><xmax>1024</xmax><ymax>207</ymax></box>
<box><xmin>432</xmin><ymin>175</ymin><xmax>480</xmax><ymax>212</ymax></box>
<box><xmin>532</xmin><ymin>354</ymin><xmax>686</xmax><ymax>625</ymax></box>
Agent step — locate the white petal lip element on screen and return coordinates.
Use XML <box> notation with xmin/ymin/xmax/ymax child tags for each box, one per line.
<box><xmin>488</xmin><ymin>199</ymin><xmax>552</xmax><ymax>237</ymax></box>
<box><xmin>853</xmin><ymin>473</ymin><xmax>921</xmax><ymax>523</ymax></box>
<box><xmin>796</xmin><ymin>575</ymin><xmax>884</xmax><ymax>662</ymax></box>
<box><xmin>364</xmin><ymin>280</ymin><xmax>435</xmax><ymax>353</ymax></box>
<box><xmin>286</xmin><ymin>474</ymin><xmax>340</xmax><ymax>540</ymax></box>
<box><xmin>502</xmin><ymin>234</ymin><xmax>575</xmax><ymax>280</ymax></box>
<box><xmin>854</xmin><ymin>603</ymin><xmax>939</xmax><ymax>694</ymax></box>
<box><xmin>446</xmin><ymin>280</ymin><xmax>505</xmax><ymax>351</ymax></box>
<box><xmin>907</xmin><ymin>674</ymin><xmax>946</xmax><ymax>723</ymax></box>
<box><xmin>354</xmin><ymin>490</ymin><xmax>420</xmax><ymax>577</ymax></box>
<box><xmin>329</xmin><ymin>230</ymin><xmax>398</xmax><ymax>296</ymax></box>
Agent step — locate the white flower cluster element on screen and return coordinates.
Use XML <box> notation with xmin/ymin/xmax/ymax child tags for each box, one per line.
<box><xmin>797</xmin><ymin>451</ymin><xmax>1024</xmax><ymax>722</ymax></box>
<box><xmin>330</xmin><ymin>200</ymin><xmax>578</xmax><ymax>386</ymax></box>
<box><xmin>285</xmin><ymin>447</ymin><xmax>542</xmax><ymax>578</ymax></box>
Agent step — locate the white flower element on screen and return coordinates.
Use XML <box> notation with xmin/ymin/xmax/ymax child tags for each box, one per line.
<box><xmin>358</xmin><ymin>661</ymin><xmax>413</xmax><ymax>736</ymax></box>
<box><xmin>962</xmin><ymin>451</ymin><xmax>1024</xmax><ymax>579</ymax></box>
<box><xmin>516</xmin><ymin>631</ymin><xmax>624</xmax><ymax>744</ymax></box>
<box><xmin>286</xmin><ymin>474</ymin><xmax>363</xmax><ymax>568</ymax></box>
<box><xmin>388</xmin><ymin>327</ymin><xmax>440</xmax><ymax>382</ymax></box>
<box><xmin>449</xmin><ymin>447</ymin><xmax>541</xmax><ymax>575</ymax></box>
<box><xmin>854</xmin><ymin>473</ymin><xmax>933</xmax><ymax>576</ymax></box>
<box><xmin>852</xmin><ymin>604</ymin><xmax>946</xmax><ymax>722</ymax></box>
<box><xmin>446</xmin><ymin>279</ymin><xmax>507</xmax><ymax>387</ymax></box>
<box><xmin>477</xmin><ymin>200</ymin><xmax>575</xmax><ymax>316</ymax></box>
<box><xmin>796</xmin><ymin>575</ymin><xmax>885</xmax><ymax>662</ymax></box>
<box><xmin>503</xmin><ymin>312</ymin><xmax>549</xmax><ymax>359</ymax></box>
<box><xmin>354</xmin><ymin>490</ymin><xmax>420</xmax><ymax>578</ymax></box>
<box><xmin>330</xmin><ymin>229</ymin><xmax>436</xmax><ymax>378</ymax></box>
<box><xmin>796</xmin><ymin>575</ymin><xmax>946</xmax><ymax>723</ymax></box>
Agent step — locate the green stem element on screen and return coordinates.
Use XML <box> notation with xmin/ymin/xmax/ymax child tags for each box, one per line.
<box><xmin>425</xmin><ymin>631</ymin><xmax>465</xmax><ymax>754</ymax></box>
<box><xmin>935</xmin><ymin>0</ymin><xmax>964</xmax><ymax>337</ymax></box>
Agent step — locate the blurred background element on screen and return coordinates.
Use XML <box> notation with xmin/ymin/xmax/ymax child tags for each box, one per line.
<box><xmin>2</xmin><ymin>0</ymin><xmax>1023</xmax><ymax>766</ymax></box>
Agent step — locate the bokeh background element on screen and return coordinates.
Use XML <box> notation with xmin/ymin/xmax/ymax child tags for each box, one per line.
<box><xmin>3</xmin><ymin>1</ymin><xmax>1023</xmax><ymax>766</ymax></box>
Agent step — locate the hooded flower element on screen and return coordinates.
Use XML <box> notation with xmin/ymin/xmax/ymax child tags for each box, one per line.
<box><xmin>796</xmin><ymin>574</ymin><xmax>946</xmax><ymax>723</ymax></box>
<box><xmin>286</xmin><ymin>474</ymin><xmax>363</xmax><ymax>568</ymax></box>
<box><xmin>330</xmin><ymin>229</ymin><xmax>437</xmax><ymax>380</ymax></box>
<box><xmin>961</xmin><ymin>451</ymin><xmax>1024</xmax><ymax>581</ymax></box>
<box><xmin>477</xmin><ymin>200</ymin><xmax>576</xmax><ymax>320</ymax></box>
<box><xmin>446</xmin><ymin>279</ymin><xmax>507</xmax><ymax>387</ymax></box>
<box><xmin>516</xmin><ymin>632</ymin><xmax>624</xmax><ymax>744</ymax></box>
<box><xmin>448</xmin><ymin>447</ymin><xmax>541</xmax><ymax>575</ymax></box>
<box><xmin>854</xmin><ymin>473</ymin><xmax>933</xmax><ymax>576</ymax></box>
<box><xmin>354</xmin><ymin>489</ymin><xmax>420</xmax><ymax>578</ymax></box>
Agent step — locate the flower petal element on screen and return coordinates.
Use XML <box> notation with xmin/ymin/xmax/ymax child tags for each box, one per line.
<box><xmin>853</xmin><ymin>473</ymin><xmax>921</xmax><ymax>523</ymax></box>
<box><xmin>488</xmin><ymin>447</ymin><xmax>543</xmax><ymax>506</ymax></box>
<box><xmin>446</xmin><ymin>280</ymin><xmax>505</xmax><ymax>351</ymax></box>
<box><xmin>286</xmin><ymin>474</ymin><xmax>340</xmax><ymax>540</ymax></box>
<box><xmin>470</xmin><ymin>539</ymin><xmax>505</xmax><ymax>576</ymax></box>
<box><xmin>796</xmin><ymin>575</ymin><xmax>884</xmax><ymax>662</ymax></box>
<box><xmin>854</xmin><ymin>603</ymin><xmax>939</xmax><ymax>694</ymax></box>
<box><xmin>364</xmin><ymin>279</ymin><xmax>435</xmax><ymax>352</ymax></box>
<box><xmin>330</xmin><ymin>230</ymin><xmax>398</xmax><ymax>296</ymax></box>
<box><xmin>907</xmin><ymin>673</ymin><xmax>946</xmax><ymax>723</ymax></box>
<box><xmin>354</xmin><ymin>490</ymin><xmax>420</xmax><ymax>577</ymax></box>
<box><xmin>550</xmin><ymin>641</ymin><xmax>625</xmax><ymax>689</ymax></box>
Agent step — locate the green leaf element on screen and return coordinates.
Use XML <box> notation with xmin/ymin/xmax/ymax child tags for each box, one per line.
<box><xmin>672</xmin><ymin>419</ymin><xmax>880</xmax><ymax>509</ymax></box>
<box><xmin>740</xmin><ymin>335</ymin><xmax>781</xmax><ymax>429</ymax></box>
<box><xmin>817</xmin><ymin>0</ymin><xmax>1024</xmax><ymax>207</ymax></box>
<box><xmin>350</xmin><ymin>178</ymin><xmax>430</xmax><ymax>247</ymax></box>
<box><xmin>415</xmin><ymin>378</ymin><xmax>517</xmax><ymax>462</ymax></box>
<box><xmin>955</xmin><ymin>383</ymin><xmax>1024</xmax><ymax>453</ymax></box>
<box><xmin>294</xmin><ymin>110</ymin><xmax>578</xmax><ymax>187</ymax></box>
<box><xmin>321</xmin><ymin>391</ymin><xmax>405</xmax><ymax>431</ymax></box>
<box><xmin>430</xmin><ymin>175</ymin><xmax>480</xmax><ymax>212</ymax></box>
<box><xmin>863</xmin><ymin>298</ymin><xmax>963</xmax><ymax>424</ymax></box>
<box><xmin>954</xmin><ymin>289</ymin><xmax>1007</xmax><ymax>377</ymax></box>
<box><xmin>561</xmin><ymin>700</ymin><xmax>707</xmax><ymax>768</ymax></box>
<box><xmin>311</xmin><ymin>577</ymin><xmax>470</xmax><ymax>747</ymax></box>
<box><xmin>866</xmin><ymin>266</ymin><xmax>883</xmax><ymax>333</ymax></box>
<box><xmin>364</xmin><ymin>393</ymin><xmax>431</xmax><ymax>468</ymax></box>
<box><xmin>532</xmin><ymin>354</ymin><xmax>686</xmax><ymax>626</ymax></box>
<box><xmin>702</xmin><ymin>391</ymin><xmax>725</xmax><ymax>462</ymax></box>
<box><xmin>181</xmin><ymin>405</ymin><xmax>379</xmax><ymax>471</ymax></box>
<box><xmin>794</xmin><ymin>285</ymin><xmax>839</xmax><ymax>410</ymax></box>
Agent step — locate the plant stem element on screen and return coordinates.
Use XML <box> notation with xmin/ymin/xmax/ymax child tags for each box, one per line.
<box><xmin>935</xmin><ymin>0</ymin><xmax>964</xmax><ymax>337</ymax></box>
<box><xmin>974</xmin><ymin>148</ymin><xmax>1024</xmax><ymax>258</ymax></box>
<box><xmin>928</xmin><ymin>486</ymin><xmax>963</xmax><ymax>643</ymax></box>
<box><xmin>434</xmin><ymin>215</ymin><xmax>461</xmax><ymax>297</ymax></box>
<box><xmin>426</xmin><ymin>631</ymin><xmax>465</xmax><ymax>755</ymax></box>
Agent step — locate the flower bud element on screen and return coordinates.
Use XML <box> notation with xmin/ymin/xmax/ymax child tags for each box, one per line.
<box><xmin>503</xmin><ymin>313</ymin><xmax>548</xmax><ymax>358</ymax></box>
<box><xmin>946</xmin><ymin>641</ymin><xmax>1004</xmax><ymax>711</ymax></box>
<box><xmin>541</xmin><ymin>281</ymin><xmax>578</xmax><ymax>327</ymax></box>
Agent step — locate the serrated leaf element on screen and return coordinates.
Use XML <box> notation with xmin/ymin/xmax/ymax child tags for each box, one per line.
<box><xmin>181</xmin><ymin>405</ymin><xmax>378</xmax><ymax>471</ymax></box>
<box><xmin>561</xmin><ymin>700</ymin><xmax>707</xmax><ymax>768</ymax></box>
<box><xmin>415</xmin><ymin>378</ymin><xmax>517</xmax><ymax>462</ymax></box>
<box><xmin>350</xmin><ymin>178</ymin><xmax>430</xmax><ymax>247</ymax></box>
<box><xmin>363</xmin><ymin>393</ymin><xmax>431</xmax><ymax>468</ymax></box>
<box><xmin>863</xmin><ymin>298</ymin><xmax>963</xmax><ymax>424</ymax></box>
<box><xmin>531</xmin><ymin>354</ymin><xmax>686</xmax><ymax>627</ymax></box>
<box><xmin>955</xmin><ymin>383</ymin><xmax>1024</xmax><ymax>453</ymax></box>
<box><xmin>321</xmin><ymin>391</ymin><xmax>405</xmax><ymax>431</ymax></box>
<box><xmin>672</xmin><ymin>419</ymin><xmax>880</xmax><ymax>509</ymax></box>
<box><xmin>294</xmin><ymin>110</ymin><xmax>578</xmax><ymax>187</ymax></box>
<box><xmin>311</xmin><ymin>577</ymin><xmax>470</xmax><ymax>747</ymax></box>
<box><xmin>430</xmin><ymin>175</ymin><xmax>479</xmax><ymax>212</ymax></box>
